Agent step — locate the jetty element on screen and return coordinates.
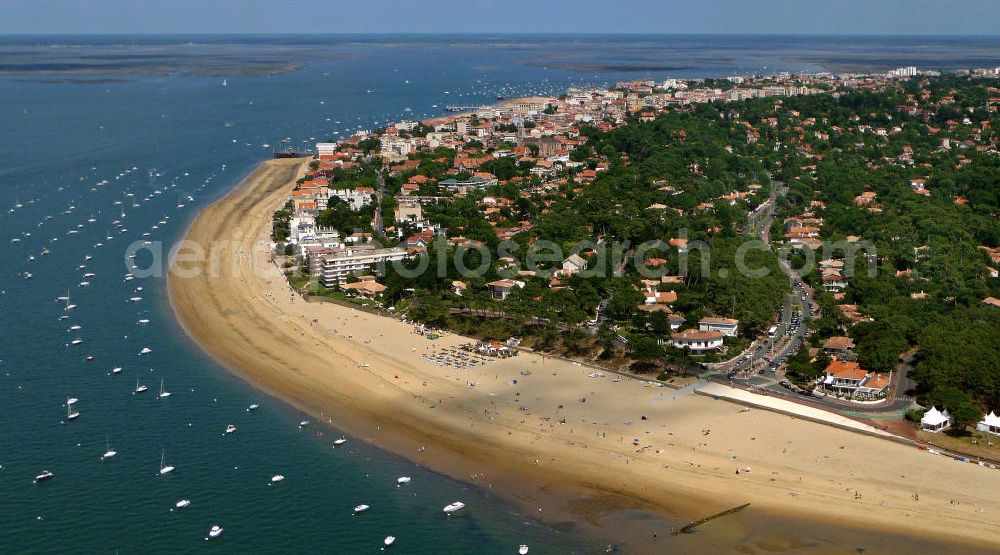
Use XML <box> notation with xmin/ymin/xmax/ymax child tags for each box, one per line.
<box><xmin>672</xmin><ymin>503</ymin><xmax>751</xmax><ymax>535</ymax></box>
<box><xmin>444</xmin><ymin>105</ymin><xmax>487</xmax><ymax>112</ymax></box>
<box><xmin>273</xmin><ymin>148</ymin><xmax>309</xmax><ymax>159</ymax></box>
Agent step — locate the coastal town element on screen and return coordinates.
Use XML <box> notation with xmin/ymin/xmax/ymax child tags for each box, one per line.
<box><xmin>266</xmin><ymin>64</ymin><xmax>1000</xmax><ymax>459</ymax></box>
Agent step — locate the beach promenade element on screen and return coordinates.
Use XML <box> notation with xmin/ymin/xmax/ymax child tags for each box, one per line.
<box><xmin>168</xmin><ymin>158</ymin><xmax>1000</xmax><ymax>553</ymax></box>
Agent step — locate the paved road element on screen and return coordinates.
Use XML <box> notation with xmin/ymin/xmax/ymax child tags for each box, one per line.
<box><xmin>373</xmin><ymin>168</ymin><xmax>386</xmax><ymax>235</ymax></box>
<box><xmin>699</xmin><ymin>177</ymin><xmax>915</xmax><ymax>417</ymax></box>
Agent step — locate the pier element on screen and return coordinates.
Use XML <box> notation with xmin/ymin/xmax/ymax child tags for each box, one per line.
<box><xmin>273</xmin><ymin>149</ymin><xmax>309</xmax><ymax>159</ymax></box>
<box><xmin>444</xmin><ymin>105</ymin><xmax>487</xmax><ymax>112</ymax></box>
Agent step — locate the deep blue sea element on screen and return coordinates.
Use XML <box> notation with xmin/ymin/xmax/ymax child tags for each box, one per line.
<box><xmin>0</xmin><ymin>34</ymin><xmax>998</xmax><ymax>554</ymax></box>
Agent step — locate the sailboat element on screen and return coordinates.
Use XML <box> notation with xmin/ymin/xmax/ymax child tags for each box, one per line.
<box><xmin>102</xmin><ymin>436</ymin><xmax>117</xmax><ymax>459</ymax></box>
<box><xmin>222</xmin><ymin>79</ymin><xmax>228</xmax><ymax>87</ymax></box>
<box><xmin>134</xmin><ymin>378</ymin><xmax>148</xmax><ymax>394</ymax></box>
<box><xmin>159</xmin><ymin>449</ymin><xmax>175</xmax><ymax>475</ymax></box>
<box><xmin>158</xmin><ymin>379</ymin><xmax>171</xmax><ymax>398</ymax></box>
<box><xmin>64</xmin><ymin>290</ymin><xmax>76</xmax><ymax>311</ymax></box>
<box><xmin>66</xmin><ymin>398</ymin><xmax>80</xmax><ymax>420</ymax></box>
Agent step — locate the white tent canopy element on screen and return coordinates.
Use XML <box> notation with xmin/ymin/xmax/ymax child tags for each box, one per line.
<box><xmin>921</xmin><ymin>406</ymin><xmax>952</xmax><ymax>431</ymax></box>
<box><xmin>976</xmin><ymin>411</ymin><xmax>1000</xmax><ymax>434</ymax></box>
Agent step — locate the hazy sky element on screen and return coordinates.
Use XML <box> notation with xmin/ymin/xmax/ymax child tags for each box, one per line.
<box><xmin>1</xmin><ymin>0</ymin><xmax>998</xmax><ymax>35</ymax></box>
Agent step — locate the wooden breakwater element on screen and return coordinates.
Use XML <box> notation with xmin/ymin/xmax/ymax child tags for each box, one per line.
<box><xmin>672</xmin><ymin>503</ymin><xmax>750</xmax><ymax>535</ymax></box>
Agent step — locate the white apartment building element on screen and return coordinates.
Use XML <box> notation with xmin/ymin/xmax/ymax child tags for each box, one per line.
<box><xmin>328</xmin><ymin>188</ymin><xmax>375</xmax><ymax>211</ymax></box>
<box><xmin>316</xmin><ymin>142</ymin><xmax>338</xmax><ymax>157</ymax></box>
<box><xmin>318</xmin><ymin>246</ymin><xmax>407</xmax><ymax>287</ymax></box>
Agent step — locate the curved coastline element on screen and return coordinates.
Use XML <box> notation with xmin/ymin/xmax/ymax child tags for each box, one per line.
<box><xmin>167</xmin><ymin>158</ymin><xmax>1000</xmax><ymax>553</ymax></box>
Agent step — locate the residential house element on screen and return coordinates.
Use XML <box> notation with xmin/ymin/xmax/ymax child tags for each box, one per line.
<box><xmin>668</xmin><ymin>237</ymin><xmax>689</xmax><ymax>253</ymax></box>
<box><xmin>644</xmin><ymin>289</ymin><xmax>678</xmax><ymax>305</ymax></box>
<box><xmin>698</xmin><ymin>317</ymin><xmax>739</xmax><ymax>337</ymax></box>
<box><xmin>671</xmin><ymin>329</ymin><xmax>724</xmax><ymax>352</ymax></box>
<box><xmin>822</xmin><ymin>360</ymin><xmax>868</xmax><ymax>394</ymax></box>
<box><xmin>341</xmin><ymin>279</ymin><xmax>387</xmax><ymax>299</ymax></box>
<box><xmin>823</xmin><ymin>336</ymin><xmax>856</xmax><ymax>353</ymax></box>
<box><xmin>486</xmin><ymin>279</ymin><xmax>524</xmax><ymax>301</ymax></box>
<box><xmin>855</xmin><ymin>373</ymin><xmax>890</xmax><ymax>399</ymax></box>
<box><xmin>562</xmin><ymin>254</ymin><xmax>587</xmax><ymax>275</ymax></box>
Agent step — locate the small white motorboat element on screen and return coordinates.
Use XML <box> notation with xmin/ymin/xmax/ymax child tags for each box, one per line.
<box><xmin>174</xmin><ymin>499</ymin><xmax>191</xmax><ymax>510</ymax></box>
<box><xmin>519</xmin><ymin>545</ymin><xmax>530</xmax><ymax>554</ymax></box>
<box><xmin>35</xmin><ymin>470</ymin><xmax>54</xmax><ymax>483</ymax></box>
<box><xmin>396</xmin><ymin>476</ymin><xmax>411</xmax><ymax>485</ymax></box>
<box><xmin>298</xmin><ymin>420</ymin><xmax>310</xmax><ymax>428</ymax></box>
<box><xmin>139</xmin><ymin>347</ymin><xmax>152</xmax><ymax>355</ymax></box>
<box><xmin>137</xmin><ymin>318</ymin><xmax>150</xmax><ymax>325</ymax></box>
<box><xmin>70</xmin><ymin>338</ymin><xmax>83</xmax><ymax>345</ymax></box>
<box><xmin>270</xmin><ymin>474</ymin><xmax>284</xmax><ymax>484</ymax></box>
<box><xmin>442</xmin><ymin>501</ymin><xmax>465</xmax><ymax>514</ymax></box>
<box><xmin>112</xmin><ymin>366</ymin><xmax>122</xmax><ymax>374</ymax></box>
<box><xmin>224</xmin><ymin>424</ymin><xmax>237</xmax><ymax>435</ymax></box>
<box><xmin>247</xmin><ymin>403</ymin><xmax>259</xmax><ymax>412</ymax></box>
<box><xmin>333</xmin><ymin>438</ymin><xmax>347</xmax><ymax>447</ymax></box>
<box><xmin>206</xmin><ymin>525</ymin><xmax>223</xmax><ymax>540</ymax></box>
<box><xmin>384</xmin><ymin>536</ymin><xmax>396</xmax><ymax>547</ymax></box>
<box><xmin>354</xmin><ymin>504</ymin><xmax>370</xmax><ymax>514</ymax></box>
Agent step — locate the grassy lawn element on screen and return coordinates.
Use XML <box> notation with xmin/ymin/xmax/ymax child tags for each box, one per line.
<box><xmin>309</xmin><ymin>285</ymin><xmax>381</xmax><ymax>308</ymax></box>
<box><xmin>917</xmin><ymin>429</ymin><xmax>1000</xmax><ymax>461</ymax></box>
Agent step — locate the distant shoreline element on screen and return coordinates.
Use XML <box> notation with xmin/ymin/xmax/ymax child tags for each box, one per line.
<box><xmin>166</xmin><ymin>157</ymin><xmax>1000</xmax><ymax>554</ymax></box>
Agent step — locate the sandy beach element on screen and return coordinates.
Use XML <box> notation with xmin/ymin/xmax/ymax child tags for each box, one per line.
<box><xmin>168</xmin><ymin>158</ymin><xmax>1000</xmax><ymax>553</ymax></box>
